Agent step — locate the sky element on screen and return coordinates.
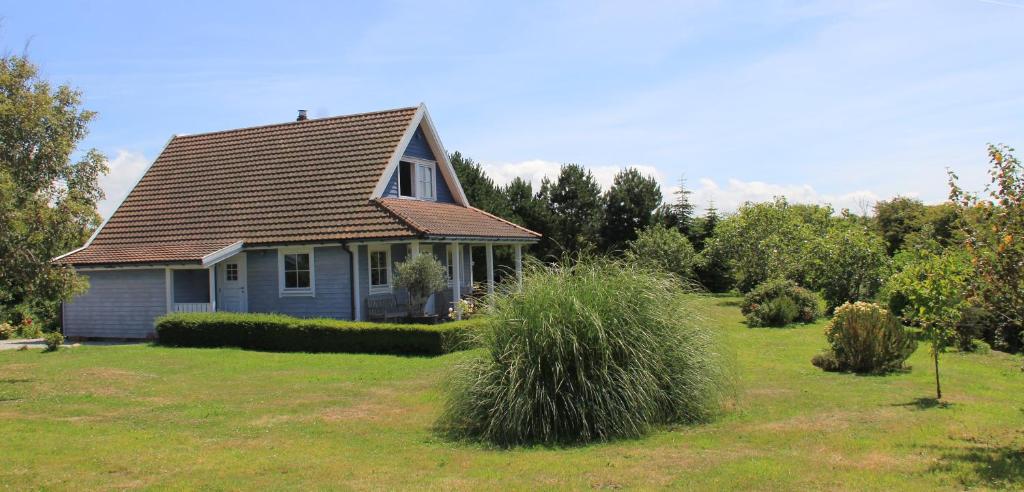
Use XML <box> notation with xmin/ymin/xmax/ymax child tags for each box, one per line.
<box><xmin>3</xmin><ymin>0</ymin><xmax>1023</xmax><ymax>218</ymax></box>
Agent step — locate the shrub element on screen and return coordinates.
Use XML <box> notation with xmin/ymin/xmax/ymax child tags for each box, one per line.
<box><xmin>741</xmin><ymin>279</ymin><xmax>820</xmax><ymax>327</ymax></box>
<box><xmin>394</xmin><ymin>254</ymin><xmax>448</xmax><ymax>317</ymax></box>
<box><xmin>43</xmin><ymin>331</ymin><xmax>63</xmax><ymax>352</ymax></box>
<box><xmin>155</xmin><ymin>312</ymin><xmax>487</xmax><ymax>355</ymax></box>
<box><xmin>814</xmin><ymin>302</ymin><xmax>916</xmax><ymax>373</ymax></box>
<box><xmin>437</xmin><ymin>258</ymin><xmax>733</xmax><ymax>447</ymax></box>
<box><xmin>0</xmin><ymin>322</ymin><xmax>14</xmax><ymax>340</ymax></box>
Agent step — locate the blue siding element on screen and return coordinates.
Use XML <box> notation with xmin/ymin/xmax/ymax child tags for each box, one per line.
<box><xmin>403</xmin><ymin>127</ymin><xmax>435</xmax><ymax>160</ymax></box>
<box><xmin>436</xmin><ymin>169</ymin><xmax>456</xmax><ymax>204</ymax></box>
<box><xmin>384</xmin><ymin>168</ymin><xmax>400</xmax><ymax>197</ymax></box>
<box><xmin>246</xmin><ymin>246</ymin><xmax>352</xmax><ymax>319</ymax></box>
<box><xmin>173</xmin><ymin>269</ymin><xmax>209</xmax><ymax>303</ymax></box>
<box><xmin>65</xmin><ymin>269</ymin><xmax>166</xmax><ymax>339</ymax></box>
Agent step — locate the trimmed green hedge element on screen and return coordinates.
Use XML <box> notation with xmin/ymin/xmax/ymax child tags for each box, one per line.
<box><xmin>155</xmin><ymin>312</ymin><xmax>487</xmax><ymax>355</ymax></box>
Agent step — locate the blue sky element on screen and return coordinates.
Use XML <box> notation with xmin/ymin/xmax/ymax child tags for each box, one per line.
<box><xmin>3</xmin><ymin>0</ymin><xmax>1023</xmax><ymax>217</ymax></box>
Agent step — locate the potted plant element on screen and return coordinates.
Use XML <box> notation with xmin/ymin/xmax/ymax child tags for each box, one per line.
<box><xmin>394</xmin><ymin>253</ymin><xmax>448</xmax><ymax>324</ymax></box>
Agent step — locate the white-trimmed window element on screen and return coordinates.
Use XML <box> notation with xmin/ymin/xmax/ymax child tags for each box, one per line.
<box><xmin>225</xmin><ymin>263</ymin><xmax>239</xmax><ymax>281</ymax></box>
<box><xmin>278</xmin><ymin>247</ymin><xmax>315</xmax><ymax>296</ymax></box>
<box><xmin>368</xmin><ymin>245</ymin><xmax>391</xmax><ymax>293</ymax></box>
<box><xmin>397</xmin><ymin>159</ymin><xmax>437</xmax><ymax>201</ymax></box>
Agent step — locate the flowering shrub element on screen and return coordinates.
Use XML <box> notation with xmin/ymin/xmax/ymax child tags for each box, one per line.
<box><xmin>813</xmin><ymin>302</ymin><xmax>916</xmax><ymax>373</ymax></box>
<box><xmin>741</xmin><ymin>279</ymin><xmax>821</xmax><ymax>327</ymax></box>
<box><xmin>17</xmin><ymin>318</ymin><xmax>41</xmax><ymax>339</ymax></box>
<box><xmin>0</xmin><ymin>322</ymin><xmax>15</xmax><ymax>340</ymax></box>
<box><xmin>448</xmin><ymin>298</ymin><xmax>477</xmax><ymax>320</ymax></box>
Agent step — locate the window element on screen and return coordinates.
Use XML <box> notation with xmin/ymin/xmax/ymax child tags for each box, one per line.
<box><xmin>225</xmin><ymin>263</ymin><xmax>238</xmax><ymax>281</ymax></box>
<box><xmin>369</xmin><ymin>246</ymin><xmax>391</xmax><ymax>292</ymax></box>
<box><xmin>416</xmin><ymin>163</ymin><xmax>434</xmax><ymax>199</ymax></box>
<box><xmin>396</xmin><ymin>160</ymin><xmax>436</xmax><ymax>200</ymax></box>
<box><xmin>399</xmin><ymin>162</ymin><xmax>413</xmax><ymax>197</ymax></box>
<box><xmin>278</xmin><ymin>248</ymin><xmax>315</xmax><ymax>296</ymax></box>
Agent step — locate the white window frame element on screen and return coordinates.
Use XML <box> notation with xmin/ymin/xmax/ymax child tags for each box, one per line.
<box><xmin>368</xmin><ymin>245</ymin><xmax>392</xmax><ymax>294</ymax></box>
<box><xmin>278</xmin><ymin>247</ymin><xmax>315</xmax><ymax>297</ymax></box>
<box><xmin>397</xmin><ymin>157</ymin><xmax>437</xmax><ymax>201</ymax></box>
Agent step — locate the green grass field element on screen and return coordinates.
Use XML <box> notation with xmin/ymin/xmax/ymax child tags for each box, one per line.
<box><xmin>1</xmin><ymin>297</ymin><xmax>1021</xmax><ymax>490</ymax></box>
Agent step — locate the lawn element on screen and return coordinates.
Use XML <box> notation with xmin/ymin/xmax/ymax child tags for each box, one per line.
<box><xmin>1</xmin><ymin>297</ymin><xmax>1021</xmax><ymax>490</ymax></box>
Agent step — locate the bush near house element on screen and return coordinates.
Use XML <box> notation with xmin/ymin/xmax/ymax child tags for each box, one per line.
<box><xmin>155</xmin><ymin>312</ymin><xmax>487</xmax><ymax>356</ymax></box>
<box><xmin>741</xmin><ymin>279</ymin><xmax>821</xmax><ymax>327</ymax></box>
<box><xmin>813</xmin><ymin>302</ymin><xmax>916</xmax><ymax>374</ymax></box>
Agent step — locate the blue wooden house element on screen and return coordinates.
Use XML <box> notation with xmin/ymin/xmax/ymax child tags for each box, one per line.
<box><xmin>56</xmin><ymin>104</ymin><xmax>539</xmax><ymax>338</ymax></box>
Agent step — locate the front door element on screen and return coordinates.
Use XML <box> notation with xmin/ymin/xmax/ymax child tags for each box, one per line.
<box><xmin>217</xmin><ymin>253</ymin><xmax>247</xmax><ymax>312</ymax></box>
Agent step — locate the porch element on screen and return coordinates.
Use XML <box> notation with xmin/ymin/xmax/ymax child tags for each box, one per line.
<box><xmin>349</xmin><ymin>240</ymin><xmax>525</xmax><ymax>321</ymax></box>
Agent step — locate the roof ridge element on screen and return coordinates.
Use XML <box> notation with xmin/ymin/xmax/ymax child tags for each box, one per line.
<box><xmin>173</xmin><ymin>105</ymin><xmax>420</xmax><ymax>140</ymax></box>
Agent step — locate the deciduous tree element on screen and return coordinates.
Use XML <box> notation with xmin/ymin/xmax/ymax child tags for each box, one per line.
<box><xmin>0</xmin><ymin>54</ymin><xmax>108</xmax><ymax>328</ymax></box>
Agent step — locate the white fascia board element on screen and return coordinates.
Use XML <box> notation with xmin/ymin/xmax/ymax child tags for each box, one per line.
<box><xmin>369</xmin><ymin>105</ymin><xmax>426</xmax><ymax>200</ymax></box>
<box><xmin>201</xmin><ymin>241</ymin><xmax>245</xmax><ymax>267</ymax></box>
<box><xmin>419</xmin><ymin>105</ymin><xmax>469</xmax><ymax>206</ymax></box>
<box><xmin>53</xmin><ymin>135</ymin><xmax>176</xmax><ymax>262</ymax></box>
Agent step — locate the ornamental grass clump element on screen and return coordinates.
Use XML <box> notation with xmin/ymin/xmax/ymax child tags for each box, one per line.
<box><xmin>437</xmin><ymin>258</ymin><xmax>732</xmax><ymax>447</ymax></box>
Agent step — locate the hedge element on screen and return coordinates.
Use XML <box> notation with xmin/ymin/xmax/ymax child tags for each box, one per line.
<box><xmin>155</xmin><ymin>312</ymin><xmax>488</xmax><ymax>355</ymax></box>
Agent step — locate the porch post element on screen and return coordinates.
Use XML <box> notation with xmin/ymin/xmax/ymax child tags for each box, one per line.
<box><xmin>208</xmin><ymin>266</ymin><xmax>217</xmax><ymax>312</ymax></box>
<box><xmin>411</xmin><ymin>240</ymin><xmax>420</xmax><ymax>258</ymax></box>
<box><xmin>514</xmin><ymin>244</ymin><xmax>523</xmax><ymax>290</ymax></box>
<box><xmin>486</xmin><ymin>243</ymin><xmax>494</xmax><ymax>296</ymax></box>
<box><xmin>349</xmin><ymin>244</ymin><xmax>362</xmax><ymax>321</ymax></box>
<box><xmin>452</xmin><ymin>241</ymin><xmax>462</xmax><ymax>320</ymax></box>
<box><xmin>165</xmin><ymin>268</ymin><xmax>173</xmax><ymax>313</ymax></box>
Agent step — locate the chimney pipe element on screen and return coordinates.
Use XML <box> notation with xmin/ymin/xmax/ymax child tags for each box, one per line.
<box><xmin>296</xmin><ymin>109</ymin><xmax>308</xmax><ymax>121</ymax></box>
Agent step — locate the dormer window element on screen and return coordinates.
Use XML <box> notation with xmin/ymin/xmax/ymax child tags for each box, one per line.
<box><xmin>397</xmin><ymin>159</ymin><xmax>435</xmax><ymax>200</ymax></box>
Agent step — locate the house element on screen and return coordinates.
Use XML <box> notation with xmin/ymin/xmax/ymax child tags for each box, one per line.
<box><xmin>55</xmin><ymin>104</ymin><xmax>540</xmax><ymax>339</ymax></box>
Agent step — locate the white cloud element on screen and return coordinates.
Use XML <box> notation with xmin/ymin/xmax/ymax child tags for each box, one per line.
<box><xmin>691</xmin><ymin>178</ymin><xmax>884</xmax><ymax>215</ymax></box>
<box><xmin>480</xmin><ymin>159</ymin><xmax>887</xmax><ymax>215</ymax></box>
<box><xmin>98</xmin><ymin>150</ymin><xmax>150</xmax><ymax>219</ymax></box>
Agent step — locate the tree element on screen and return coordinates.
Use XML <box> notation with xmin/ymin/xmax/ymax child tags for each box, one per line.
<box><xmin>539</xmin><ymin>164</ymin><xmax>604</xmax><ymax>256</ymax></box>
<box><xmin>806</xmin><ymin>217</ymin><xmax>889</xmax><ymax>312</ymax></box>
<box><xmin>874</xmin><ymin>196</ymin><xmax>926</xmax><ymax>255</ymax></box>
<box><xmin>600</xmin><ymin>168</ymin><xmax>662</xmax><ymax>252</ymax></box>
<box><xmin>625</xmin><ymin>224</ymin><xmax>697</xmax><ymax>281</ymax></box>
<box><xmin>394</xmin><ymin>254</ymin><xmax>448</xmax><ymax>317</ymax></box>
<box><xmin>949</xmin><ymin>144</ymin><xmax>1024</xmax><ymax>354</ymax></box>
<box><xmin>882</xmin><ymin>250</ymin><xmax>968</xmax><ymax>399</ymax></box>
<box><xmin>0</xmin><ymin>54</ymin><xmax>108</xmax><ymax>328</ymax></box>
<box><xmin>504</xmin><ymin>177</ymin><xmax>556</xmax><ymax>259</ymax></box>
<box><xmin>656</xmin><ymin>175</ymin><xmax>696</xmax><ymax>238</ymax></box>
<box><xmin>449</xmin><ymin>151</ymin><xmax>510</xmax><ymax>217</ymax></box>
<box><xmin>707</xmin><ymin>198</ymin><xmax>830</xmax><ymax>292</ymax></box>
<box><xmin>690</xmin><ymin>200</ymin><xmax>719</xmax><ymax>252</ymax></box>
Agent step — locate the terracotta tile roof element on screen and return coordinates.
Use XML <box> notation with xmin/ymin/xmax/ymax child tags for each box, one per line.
<box><xmin>376</xmin><ymin>198</ymin><xmax>540</xmax><ymax>240</ymax></box>
<box><xmin>56</xmin><ymin>105</ymin><xmax>539</xmax><ymax>266</ymax></box>
<box><xmin>59</xmin><ymin>240</ymin><xmax>239</xmax><ymax>266</ymax></box>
